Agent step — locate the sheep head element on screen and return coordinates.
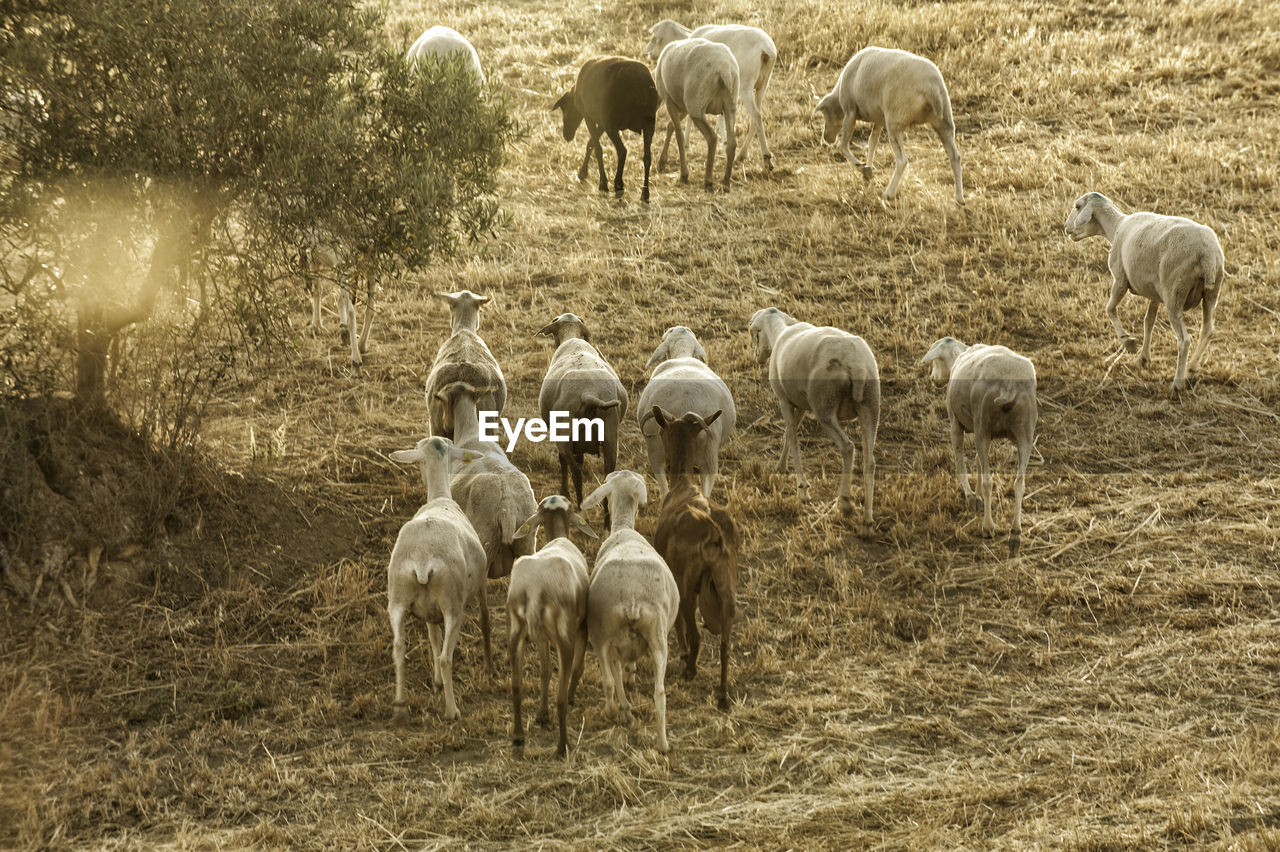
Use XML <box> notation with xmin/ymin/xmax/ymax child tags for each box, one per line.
<box><xmin>652</xmin><ymin>406</ymin><xmax>722</xmax><ymax>478</ymax></box>
<box><xmin>1064</xmin><ymin>192</ymin><xmax>1109</xmax><ymax>241</ymax></box>
<box><xmin>814</xmin><ymin>92</ymin><xmax>844</xmax><ymax>144</ymax></box>
<box><xmin>536</xmin><ymin>313</ymin><xmax>590</xmax><ymax>346</ymax></box>
<box><xmin>920</xmin><ymin>337</ymin><xmax>968</xmax><ymax>387</ymax></box>
<box><xmin>645</xmin><ymin>326</ymin><xmax>706</xmax><ymax>369</ymax></box>
<box><xmin>552</xmin><ymin>91</ymin><xmax>584</xmax><ymax>142</ymax></box>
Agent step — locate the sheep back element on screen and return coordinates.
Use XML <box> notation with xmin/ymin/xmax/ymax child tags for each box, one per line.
<box><xmin>837</xmin><ymin>46</ymin><xmax>952</xmax><ymax>129</ymax></box>
<box><xmin>1110</xmin><ymin>213</ymin><xmax>1225</xmax><ymax>309</ymax></box>
<box><xmin>946</xmin><ymin>345</ymin><xmax>1037</xmax><ymax>441</ymax></box>
<box><xmin>574</xmin><ymin>57</ymin><xmax>659</xmax><ymax>134</ymax></box>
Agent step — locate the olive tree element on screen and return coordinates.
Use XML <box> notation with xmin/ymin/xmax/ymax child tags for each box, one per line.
<box><xmin>0</xmin><ymin>0</ymin><xmax>513</xmax><ymax>430</ymax></box>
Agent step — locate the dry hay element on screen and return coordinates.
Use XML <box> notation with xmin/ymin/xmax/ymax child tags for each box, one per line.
<box><xmin>4</xmin><ymin>0</ymin><xmax>1280</xmax><ymax>848</ymax></box>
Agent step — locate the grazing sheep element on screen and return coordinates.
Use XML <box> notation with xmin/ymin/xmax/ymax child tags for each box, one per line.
<box><xmin>637</xmin><ymin>326</ymin><xmax>736</xmax><ymax>497</ymax></box>
<box><xmin>651</xmin><ymin>408</ymin><xmax>740</xmax><ymax>712</ymax></box>
<box><xmin>507</xmin><ymin>495</ymin><xmax>597</xmax><ymax>757</ymax></box>
<box><xmin>920</xmin><ymin>337</ymin><xmax>1037</xmax><ymax>542</ymax></box>
<box><xmin>435</xmin><ymin>381</ymin><xmax>538</xmax><ymax>580</ymax></box>
<box><xmin>1064</xmin><ymin>192</ymin><xmax>1225</xmax><ymax>392</ymax></box>
<box><xmin>536</xmin><ymin>313</ymin><xmax>628</xmax><ymax>516</ymax></box>
<box><xmin>816</xmin><ymin>46</ymin><xmax>964</xmax><ymax>205</ymax></box>
<box><xmin>642</xmin><ymin>20</ymin><xmax>777</xmax><ymax>172</ymax></box>
<box><xmin>406</xmin><ymin>25</ymin><xmax>485</xmax><ymax>84</ymax></box>
<box><xmin>583</xmin><ymin>471</ymin><xmax>680</xmax><ymax>752</ymax></box>
<box><xmin>553</xmin><ymin>57</ymin><xmax>659</xmax><ymax>202</ymax></box>
<box><xmin>749</xmin><ymin>307</ymin><xmax>880</xmax><ymax>527</ymax></box>
<box><xmin>425</xmin><ymin>290</ymin><xmax>506</xmax><ymax>439</ymax></box>
<box><xmin>386</xmin><ymin>436</ymin><xmax>487</xmax><ymax>721</ymax></box>
<box><xmin>653</xmin><ymin>38</ymin><xmax>740</xmax><ymax>192</ymax></box>
<box><xmin>302</xmin><ymin>242</ymin><xmax>368</xmax><ymax>367</ymax></box>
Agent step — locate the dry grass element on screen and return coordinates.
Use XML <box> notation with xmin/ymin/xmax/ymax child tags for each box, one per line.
<box><xmin>5</xmin><ymin>0</ymin><xmax>1280</xmax><ymax>848</ymax></box>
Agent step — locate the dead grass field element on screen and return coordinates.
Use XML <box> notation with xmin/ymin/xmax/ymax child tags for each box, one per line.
<box><xmin>4</xmin><ymin>0</ymin><xmax>1280</xmax><ymax>848</ymax></box>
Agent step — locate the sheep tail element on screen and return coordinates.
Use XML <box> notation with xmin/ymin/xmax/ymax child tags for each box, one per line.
<box><xmin>498</xmin><ymin>504</ymin><xmax>521</xmax><ymax>546</ymax></box>
<box><xmin>994</xmin><ymin>387</ymin><xmax>1019</xmax><ymax>412</ymax></box>
<box><xmin>412</xmin><ymin>556</ymin><xmax>446</xmax><ymax>586</ymax></box>
<box><xmin>580</xmin><ymin>393</ymin><xmax>621</xmax><ymax>411</ymax></box>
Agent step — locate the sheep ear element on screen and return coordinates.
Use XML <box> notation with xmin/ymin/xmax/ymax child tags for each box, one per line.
<box><xmin>580</xmin><ymin>483</ymin><xmax>608</xmax><ymax>510</ymax></box>
<box><xmin>652</xmin><ymin>405</ymin><xmax>671</xmax><ymax>429</ymax></box>
<box><xmin>389</xmin><ymin>449</ymin><xmax>423</xmax><ymax>463</ymax></box>
<box><xmin>571</xmin><ymin>513</ymin><xmax>598</xmax><ymax>539</ymax></box>
<box><xmin>919</xmin><ymin>346</ymin><xmax>942</xmax><ymax>365</ymax></box>
<box><xmin>454</xmin><ymin>448</ymin><xmax>484</xmax><ymax>466</ymax></box>
<box><xmin>552</xmin><ymin>92</ymin><xmax>570</xmax><ymax>112</ymax></box>
<box><xmin>514</xmin><ymin>513</ymin><xmax>540</xmax><ymax>541</ymax></box>
<box><xmin>703</xmin><ymin>409</ymin><xmax>722</xmax><ymax>428</ymax></box>
<box><xmin>644</xmin><ymin>342</ymin><xmax>667</xmax><ymax>370</ymax></box>
<box><xmin>535</xmin><ymin>320</ymin><xmax>558</xmax><ymax>337</ymax></box>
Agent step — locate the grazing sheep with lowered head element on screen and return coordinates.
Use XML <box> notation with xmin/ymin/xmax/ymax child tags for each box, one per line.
<box><xmin>642</xmin><ymin>20</ymin><xmax>777</xmax><ymax>172</ymax></box>
<box><xmin>653</xmin><ymin>38</ymin><xmax>740</xmax><ymax>192</ymax></box>
<box><xmin>816</xmin><ymin>46</ymin><xmax>964</xmax><ymax>205</ymax></box>
<box><xmin>921</xmin><ymin>337</ymin><xmax>1037</xmax><ymax>544</ymax></box>
<box><xmin>553</xmin><ymin>57</ymin><xmax>659</xmax><ymax>202</ymax></box>
<box><xmin>406</xmin><ymin>25</ymin><xmax>484</xmax><ymax>84</ymax></box>
<box><xmin>749</xmin><ymin>307</ymin><xmax>880</xmax><ymax>529</ymax></box>
<box><xmin>425</xmin><ymin>290</ymin><xmax>506</xmax><ymax>439</ymax></box>
<box><xmin>1064</xmin><ymin>191</ymin><xmax>1225</xmax><ymax>393</ymax></box>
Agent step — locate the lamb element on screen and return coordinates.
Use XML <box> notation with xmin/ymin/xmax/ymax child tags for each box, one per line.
<box><xmin>406</xmin><ymin>25</ymin><xmax>485</xmax><ymax>84</ymax></box>
<box><xmin>653</xmin><ymin>38</ymin><xmax>740</xmax><ymax>192</ymax></box>
<box><xmin>424</xmin><ymin>290</ymin><xmax>506</xmax><ymax>439</ymax></box>
<box><xmin>553</xmin><ymin>57</ymin><xmax>659</xmax><ymax>202</ymax></box>
<box><xmin>386</xmin><ymin>436</ymin><xmax>488</xmax><ymax>721</ymax></box>
<box><xmin>815</xmin><ymin>46</ymin><xmax>964</xmax><ymax>205</ymax></box>
<box><xmin>1064</xmin><ymin>192</ymin><xmax>1225</xmax><ymax>392</ymax></box>
<box><xmin>651</xmin><ymin>408</ymin><xmax>740</xmax><ymax>712</ymax></box>
<box><xmin>642</xmin><ymin>20</ymin><xmax>777</xmax><ymax>172</ymax></box>
<box><xmin>507</xmin><ymin>495</ymin><xmax>597</xmax><ymax>757</ymax></box>
<box><xmin>637</xmin><ymin>326</ymin><xmax>736</xmax><ymax>497</ymax></box>
<box><xmin>749</xmin><ymin>307</ymin><xmax>880</xmax><ymax>528</ymax></box>
<box><xmin>302</xmin><ymin>242</ymin><xmax>368</xmax><ymax>367</ymax></box>
<box><xmin>536</xmin><ymin>313</ymin><xmax>628</xmax><ymax>516</ymax></box>
<box><xmin>920</xmin><ymin>337</ymin><xmax>1037</xmax><ymax>543</ymax></box>
<box><xmin>435</xmin><ymin>381</ymin><xmax>538</xmax><ymax>581</ymax></box>
<box><xmin>583</xmin><ymin>471</ymin><xmax>680</xmax><ymax>752</ymax></box>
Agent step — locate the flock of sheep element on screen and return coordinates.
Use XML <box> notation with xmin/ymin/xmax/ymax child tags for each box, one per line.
<box><xmin>375</xmin><ymin>22</ymin><xmax>1228</xmax><ymax>755</ymax></box>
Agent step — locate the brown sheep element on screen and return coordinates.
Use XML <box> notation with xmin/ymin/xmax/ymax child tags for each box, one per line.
<box><xmin>651</xmin><ymin>407</ymin><xmax>740</xmax><ymax>712</ymax></box>
<box><xmin>553</xmin><ymin>56</ymin><xmax>659</xmax><ymax>202</ymax></box>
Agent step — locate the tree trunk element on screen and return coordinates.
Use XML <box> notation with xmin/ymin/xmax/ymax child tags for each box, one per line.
<box><xmin>75</xmin><ymin>303</ymin><xmax>110</xmax><ymax>409</ymax></box>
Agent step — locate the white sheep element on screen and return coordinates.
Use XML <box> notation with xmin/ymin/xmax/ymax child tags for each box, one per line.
<box><xmin>1064</xmin><ymin>192</ymin><xmax>1225</xmax><ymax>392</ymax></box>
<box><xmin>920</xmin><ymin>337</ymin><xmax>1037</xmax><ymax>542</ymax></box>
<box><xmin>507</xmin><ymin>495</ymin><xmax>597</xmax><ymax>757</ymax></box>
<box><xmin>435</xmin><ymin>381</ymin><xmax>538</xmax><ymax>580</ymax></box>
<box><xmin>386</xmin><ymin>436</ymin><xmax>487</xmax><ymax>721</ymax></box>
<box><xmin>536</xmin><ymin>313</ymin><xmax>628</xmax><ymax>514</ymax></box>
<box><xmin>406</xmin><ymin>25</ymin><xmax>485</xmax><ymax>84</ymax></box>
<box><xmin>653</xmin><ymin>38</ymin><xmax>740</xmax><ymax>192</ymax></box>
<box><xmin>815</xmin><ymin>46</ymin><xmax>964</xmax><ymax>205</ymax></box>
<box><xmin>637</xmin><ymin>326</ymin><xmax>736</xmax><ymax>498</ymax></box>
<box><xmin>642</xmin><ymin>20</ymin><xmax>777</xmax><ymax>172</ymax></box>
<box><xmin>302</xmin><ymin>242</ymin><xmax>368</xmax><ymax>367</ymax></box>
<box><xmin>583</xmin><ymin>471</ymin><xmax>680</xmax><ymax>753</ymax></box>
<box><xmin>749</xmin><ymin>307</ymin><xmax>880</xmax><ymax>527</ymax></box>
<box><xmin>425</xmin><ymin>290</ymin><xmax>507</xmax><ymax>439</ymax></box>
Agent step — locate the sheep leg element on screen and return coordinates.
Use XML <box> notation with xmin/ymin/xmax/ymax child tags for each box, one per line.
<box><xmin>310</xmin><ymin>278</ymin><xmax>322</xmax><ymax>332</ymax></box>
<box><xmin>598</xmin><ymin>640</ymin><xmax>618</xmax><ymax>721</ymax></box>
<box><xmin>1137</xmin><ymin>300</ymin><xmax>1160</xmax><ymax>366</ymax></box>
<box><xmin>477</xmin><ymin>581</ymin><xmax>492</xmax><ymax>669</ymax></box>
<box><xmin>509</xmin><ymin>617</ymin><xmax>526</xmax><ymax>752</ymax></box>
<box><xmin>1167</xmin><ymin>301</ymin><xmax>1191</xmax><ymax>393</ymax></box>
<box><xmin>689</xmin><ymin>113</ymin><xmax>717</xmax><ymax>192</ymax></box>
<box><xmin>668</xmin><ymin>104</ymin><xmax>691</xmax><ymax>184</ymax></box>
<box><xmin>591</xmin><ymin>128</ymin><xmax>608</xmax><ymax>193</ymax></box>
<box><xmin>555</xmin><ymin>635</ymin><xmax>574</xmax><ymax>757</ymax></box>
<box><xmin>738</xmin><ymin>82</ymin><xmax>772</xmax><ymax>170</ymax></box>
<box><xmin>860</xmin><ymin>402</ymin><xmax>878</xmax><ymax>530</ymax></box>
<box><xmin>882</xmin><ymin>126</ymin><xmax>909</xmax><ymax>200</ymax></box>
<box><xmin>777</xmin><ymin>399</ymin><xmax>809</xmax><ymax>500</ymax></box>
<box><xmin>610</xmin><ymin>645</ymin><xmax>632</xmax><ymax>724</ymax></box>
<box><xmin>935</xmin><ymin>123</ymin><xmax>965</xmax><ymax>205</ymax></box>
<box><xmin>1105</xmin><ymin>271</ymin><xmax>1138</xmax><ymax>352</ymax></box>
<box><xmin>641</xmin><ymin>121</ymin><xmax>653</xmax><ymax>203</ymax></box>
<box><xmin>814</xmin><ymin>411</ymin><xmax>855</xmax><ymax>517</ymax></box>
<box><xmin>721</xmin><ymin>108</ymin><xmax>736</xmax><ymax>190</ymax></box>
<box><xmin>717</xmin><ymin>600</ymin><xmax>732</xmax><ymax>712</ymax></box>
<box><xmin>646</xmin><ymin>433</ymin><xmax>669</xmax><ymax>499</ymax></box>
<box><xmin>567</xmin><ymin>621</ymin><xmax>587</xmax><ymax>705</ymax></box>
<box><xmin>577</xmin><ymin>141</ymin><xmax>593</xmax><ymax>182</ymax></box>
<box><xmin>1188</xmin><ymin>289</ymin><xmax>1217</xmax><ymax>371</ymax></box>
<box><xmin>438</xmin><ymin>612</ymin><xmax>462</xmax><ymax>720</ymax></box>
<box><xmin>681</xmin><ymin>596</ymin><xmax>700</xmax><ymax>680</ymax></box>
<box><xmin>837</xmin><ymin>113</ymin><xmax>865</xmax><ymax>171</ymax></box>
<box><xmin>606</xmin><ymin>128</ymin><xmax>626</xmax><ymax>197</ymax></box>
<box><xmin>357</xmin><ymin>278</ymin><xmax>374</xmax><ymax>355</ymax></box>
<box><xmin>974</xmin><ymin>428</ymin><xmax>995</xmax><ymax>538</ymax></box>
<box><xmin>558</xmin><ymin>450</ymin><xmax>571</xmax><ymax>503</ymax></box>
<box><xmin>862</xmin><ymin>125</ymin><xmax>882</xmax><ymax>182</ymax></box>
<box><xmin>951</xmin><ymin>416</ymin><xmax>978</xmax><ymax>511</ymax></box>
<box><xmin>390</xmin><ymin>604</ymin><xmax>410</xmax><ymax>721</ymax></box>
<box><xmin>702</xmin><ymin>443</ymin><xmax>718</xmax><ymax>498</ymax></box>
<box><xmin>1012</xmin><ymin>435</ymin><xmax>1031</xmax><ymax>543</ymax></box>
<box><xmin>648</xmin><ymin>625</ymin><xmax>671</xmax><ymax>753</ymax></box>
<box><xmin>427</xmin><ymin>621</ymin><xmax>444</xmax><ymax>689</ymax></box>
<box><xmin>657</xmin><ymin>120</ymin><xmax>676</xmax><ymax>172</ymax></box>
<box><xmin>536</xmin><ymin>638</ymin><xmax>552</xmax><ymax>726</ymax></box>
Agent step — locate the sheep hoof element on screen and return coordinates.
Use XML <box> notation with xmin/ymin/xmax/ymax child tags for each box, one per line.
<box><xmin>577</xmin><ymin>169</ymin><xmax>589</xmax><ymax>182</ymax></box>
<box><xmin>981</xmin><ymin>526</ymin><xmax>996</xmax><ymax>539</ymax></box>
<box><xmin>683</xmin><ymin>663</ymin><xmax>697</xmax><ymax>680</ymax></box>
<box><xmin>967</xmin><ymin>495</ymin><xmax>983</xmax><ymax>512</ymax></box>
<box><xmin>444</xmin><ymin>705</ymin><xmax>461</xmax><ymax>721</ymax></box>
<box><xmin>838</xmin><ymin>496</ymin><xmax>855</xmax><ymax>517</ymax></box>
<box><xmin>764</xmin><ymin>155</ymin><xmax>774</xmax><ymax>172</ymax></box>
<box><xmin>391</xmin><ymin>703</ymin><xmax>410</xmax><ymax>724</ymax></box>
<box><xmin>679</xmin><ymin>173</ymin><xmax>690</xmax><ymax>184</ymax></box>
<box><xmin>956</xmin><ymin>196</ymin><xmax>966</xmax><ymax>207</ymax></box>
<box><xmin>555</xmin><ymin>744</ymin><xmax>568</xmax><ymax>759</ymax></box>
<box><xmin>1122</xmin><ymin>336</ymin><xmax>1140</xmax><ymax>353</ymax></box>
<box><xmin>1009</xmin><ymin>533</ymin><xmax>1022</xmax><ymax>556</ymax></box>
<box><xmin>704</xmin><ymin>182</ymin><xmax>714</xmax><ymax>192</ymax></box>
<box><xmin>597</xmin><ymin>182</ymin><xmax>609</xmax><ymax>193</ymax></box>
<box><xmin>641</xmin><ymin>188</ymin><xmax>651</xmax><ymax>203</ymax></box>
<box><xmin>535</xmin><ymin>710</ymin><xmax>551</xmax><ymax>727</ymax></box>
<box><xmin>717</xmin><ymin>693</ymin><xmax>730</xmax><ymax>712</ymax></box>
<box><xmin>861</xmin><ymin>166</ymin><xmax>874</xmax><ymax>182</ymax></box>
